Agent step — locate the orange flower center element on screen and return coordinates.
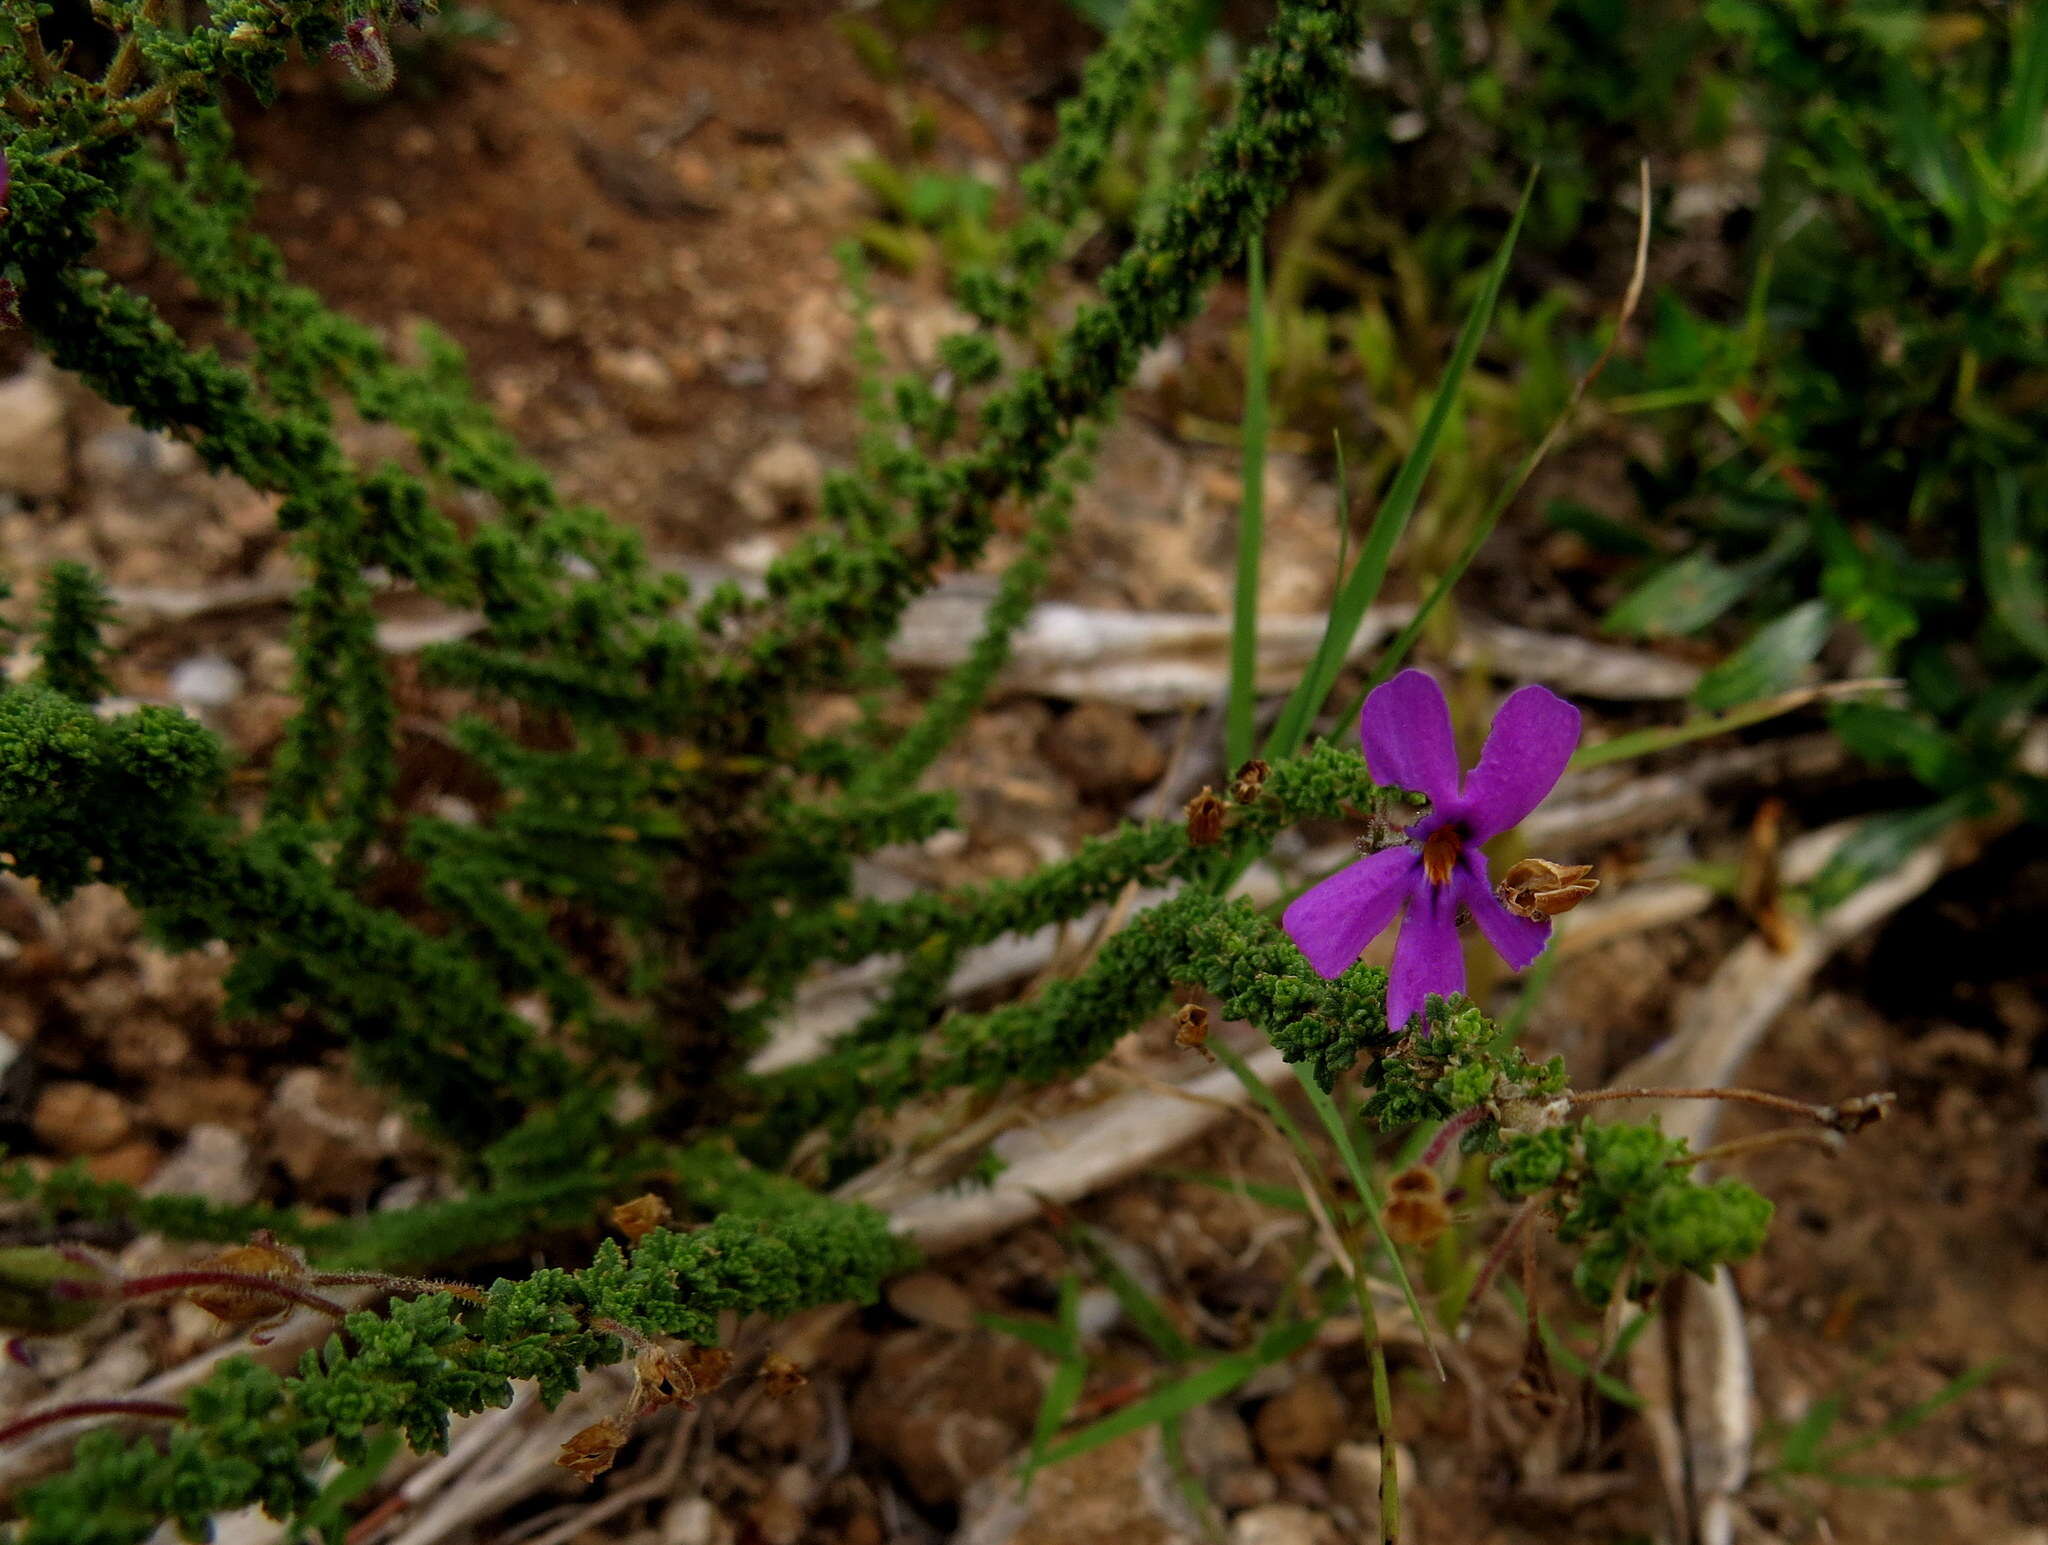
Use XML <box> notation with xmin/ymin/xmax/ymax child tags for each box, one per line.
<box><xmin>1421</xmin><ymin>825</ymin><xmax>1462</xmax><ymax>886</ymax></box>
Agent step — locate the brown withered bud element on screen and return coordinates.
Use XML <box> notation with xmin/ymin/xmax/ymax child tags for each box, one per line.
<box><xmin>1184</xmin><ymin>787</ymin><xmax>1227</xmax><ymax>846</ymax></box>
<box><xmin>1172</xmin><ymin>1002</ymin><xmax>1211</xmax><ymax>1054</ymax></box>
<box><xmin>626</xmin><ymin>1341</ymin><xmax>712</xmax><ymax>1412</ymax></box>
<box><xmin>611</xmin><ymin>1193</ymin><xmax>671</xmax><ymax>1248</ymax></box>
<box><xmin>678</xmin><ymin>1344</ymin><xmax>734</xmax><ymax>1397</ymax></box>
<box><xmin>1381</xmin><ymin>1167</ymin><xmax>1451</xmax><ymax>1249</ymax></box>
<box><xmin>557</xmin><ymin>1416</ymin><xmax>632</xmax><ymax>1483</ymax></box>
<box><xmin>1495</xmin><ymin>859</ymin><xmax>1599</xmax><ymax>922</ymax></box>
<box><xmin>187</xmin><ymin>1232</ymin><xmax>309</xmax><ymax>1325</ymax></box>
<box><xmin>1230</xmin><ymin>759</ymin><xmax>1270</xmax><ymax>804</ymax></box>
<box><xmin>1823</xmin><ymin>1091</ymin><xmax>1895</xmax><ymax>1135</ymax></box>
<box><xmin>759</xmin><ymin>1353</ymin><xmax>809</xmax><ymax>1398</ymax></box>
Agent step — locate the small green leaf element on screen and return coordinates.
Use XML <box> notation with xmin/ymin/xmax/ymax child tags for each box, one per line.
<box><xmin>1980</xmin><ymin>474</ymin><xmax>2048</xmax><ymax>665</ymax></box>
<box><xmin>1020</xmin><ymin>1277</ymin><xmax>1090</xmax><ymax>1482</ymax></box>
<box><xmin>1604</xmin><ymin>550</ymin><xmax>1757</xmax><ymax>638</ymax></box>
<box><xmin>1033</xmin><ymin>1320</ymin><xmax>1317</xmax><ymax>1471</ymax></box>
<box><xmin>1694</xmin><ymin>600</ymin><xmax>1833</xmax><ymax>711</ymax></box>
<box><xmin>1827</xmin><ymin>702</ymin><xmax>1968</xmax><ymax>788</ymax></box>
<box><xmin>1808</xmin><ymin>800</ymin><xmax>1966</xmax><ymax>912</ymax></box>
<box><xmin>1158</xmin><ymin>1170</ymin><xmax>1312</xmax><ymax>1213</ymax></box>
<box><xmin>979</xmin><ymin>1310</ymin><xmax>1081</xmax><ymax>1362</ymax></box>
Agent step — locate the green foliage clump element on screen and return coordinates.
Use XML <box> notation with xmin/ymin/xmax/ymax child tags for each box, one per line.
<box><xmin>1495</xmin><ymin>1120</ymin><xmax>1774</xmax><ymax>1304</ymax></box>
<box><xmin>1362</xmin><ymin>997</ymin><xmax>1568</xmax><ymax>1144</ymax></box>
<box><xmin>12</xmin><ymin>1161</ymin><xmax>906</xmax><ymax>1545</ymax></box>
<box><xmin>30</xmin><ymin>563</ymin><xmax>117</xmax><ymax>704</ymax></box>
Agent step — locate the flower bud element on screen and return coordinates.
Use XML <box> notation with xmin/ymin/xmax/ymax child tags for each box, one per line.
<box><xmin>1381</xmin><ymin>1167</ymin><xmax>1450</xmax><ymax>1248</ymax></box>
<box><xmin>328</xmin><ymin>18</ymin><xmax>396</xmax><ymax>93</ymax></box>
<box><xmin>187</xmin><ymin>1233</ymin><xmax>309</xmax><ymax>1324</ymax></box>
<box><xmin>1494</xmin><ymin>859</ymin><xmax>1598</xmax><ymax>921</ymax></box>
<box><xmin>0</xmin><ymin>1246</ymin><xmax>114</xmax><ymax>1337</ymax></box>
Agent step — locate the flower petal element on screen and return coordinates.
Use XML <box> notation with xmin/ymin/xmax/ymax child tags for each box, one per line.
<box><xmin>1454</xmin><ymin>852</ymin><xmax>1551</xmax><ymax>972</ymax></box>
<box><xmin>1283</xmin><ymin>847</ymin><xmax>1422</xmax><ymax>980</ymax></box>
<box><xmin>1361</xmin><ymin>669</ymin><xmax>1462</xmax><ymax>808</ymax></box>
<box><xmin>1386</xmin><ymin>878</ymin><xmax>1463</xmax><ymax>1033</ymax></box>
<box><xmin>1457</xmin><ymin>684</ymin><xmax>1581</xmax><ymax>840</ymax></box>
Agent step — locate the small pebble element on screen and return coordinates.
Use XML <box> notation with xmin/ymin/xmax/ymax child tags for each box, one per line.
<box><xmin>32</xmin><ymin>1082</ymin><xmax>134</xmax><ymax>1156</ymax></box>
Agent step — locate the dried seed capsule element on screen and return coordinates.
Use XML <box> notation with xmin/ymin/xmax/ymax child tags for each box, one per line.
<box><xmin>557</xmin><ymin>1416</ymin><xmax>631</xmax><ymax>1483</ymax></box>
<box><xmin>1230</xmin><ymin>758</ymin><xmax>1270</xmax><ymax>804</ymax></box>
<box><xmin>759</xmin><ymin>1353</ymin><xmax>808</xmax><ymax>1397</ymax></box>
<box><xmin>632</xmin><ymin>1343</ymin><xmax>699</xmax><ymax>1411</ymax></box>
<box><xmin>1494</xmin><ymin>858</ymin><xmax>1599</xmax><ymax>921</ymax></box>
<box><xmin>1184</xmin><ymin>787</ymin><xmax>1226</xmax><ymax>846</ymax></box>
<box><xmin>1173</xmin><ymin>1002</ymin><xmax>1211</xmax><ymax>1054</ymax></box>
<box><xmin>611</xmin><ymin>1193</ymin><xmax>671</xmax><ymax>1247</ymax></box>
<box><xmin>1824</xmin><ymin>1091</ymin><xmax>1895</xmax><ymax>1134</ymax></box>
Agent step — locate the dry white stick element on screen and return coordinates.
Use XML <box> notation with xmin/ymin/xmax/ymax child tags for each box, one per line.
<box><xmin>884</xmin><ymin>1042</ymin><xmax>1291</xmax><ymax>1254</ymax></box>
<box><xmin>383</xmin><ymin>1366</ymin><xmax>636</xmax><ymax>1545</ymax></box>
<box><xmin>0</xmin><ymin>1292</ymin><xmax>372</xmax><ymax>1493</ymax></box>
<box><xmin>1600</xmin><ymin>819</ymin><xmax>1960</xmax><ymax>1545</ymax></box>
<box><xmin>110</xmin><ymin>566</ymin><xmax>1701</xmax><ymax>710</ymax></box>
<box><xmin>1601</xmin><ymin>819</ymin><xmax>1950</xmax><ymax>1141</ymax></box>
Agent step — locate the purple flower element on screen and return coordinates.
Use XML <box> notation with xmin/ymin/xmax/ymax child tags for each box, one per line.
<box><xmin>1283</xmin><ymin>669</ymin><xmax>1581</xmax><ymax>1032</ymax></box>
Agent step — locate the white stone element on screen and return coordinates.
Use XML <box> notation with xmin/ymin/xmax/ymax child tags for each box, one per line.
<box><xmin>732</xmin><ymin>439</ymin><xmax>822</xmax><ymax>523</ymax></box>
<box><xmin>0</xmin><ymin>365</ymin><xmax>68</xmax><ymax>498</ymax></box>
<box><xmin>168</xmin><ymin>654</ymin><xmax>245</xmax><ymax>710</ymax></box>
<box><xmin>144</xmin><ymin>1124</ymin><xmax>258</xmax><ymax>1206</ymax></box>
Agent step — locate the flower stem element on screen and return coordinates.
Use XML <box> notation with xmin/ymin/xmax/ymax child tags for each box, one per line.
<box><xmin>67</xmin><ymin>1269</ymin><xmax>348</xmax><ymax>1320</ymax></box>
<box><xmin>313</xmin><ymin>1271</ymin><xmax>489</xmax><ymax>1305</ymax></box>
<box><xmin>0</xmin><ymin>1399</ymin><xmax>184</xmax><ymax>1447</ymax></box>
<box><xmin>1211</xmin><ymin>1044</ymin><xmax>1402</xmax><ymax>1540</ymax></box>
<box><xmin>1457</xmin><ymin>1194</ymin><xmax>1543</xmax><ymax>1328</ymax></box>
<box><xmin>1570</xmin><ymin>1085</ymin><xmax>1831</xmax><ymax>1121</ymax></box>
<box><xmin>1673</xmin><ymin>1128</ymin><xmax>1842</xmax><ymax>1168</ymax></box>
<box><xmin>1361</xmin><ymin>1281</ymin><xmax>1400</xmax><ymax>1545</ymax></box>
<box><xmin>1418</xmin><ymin>1107</ymin><xmax>1482</xmax><ymax>1169</ymax></box>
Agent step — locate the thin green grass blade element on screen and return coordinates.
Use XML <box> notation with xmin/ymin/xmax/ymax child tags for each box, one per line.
<box><xmin>1291</xmin><ymin>1064</ymin><xmax>1444</xmax><ymax>1380</ymax></box>
<box><xmin>979</xmin><ymin>1309</ymin><xmax>1082</xmax><ymax>1361</ymax></box>
<box><xmin>1262</xmin><ymin>172</ymin><xmax>1536</xmax><ymax>762</ymax></box>
<box><xmin>1815</xmin><ymin>1358</ymin><xmax>2003</xmax><ymax>1467</ymax></box>
<box><xmin>1228</xmin><ymin>242</ymin><xmax>1271</xmax><ymax>772</ymax></box>
<box><xmin>1332</xmin><ymin>432</ymin><xmax>1354</xmax><ymax>585</ymax></box>
<box><xmin>1034</xmin><ymin>1319</ymin><xmax>1317</xmax><ymax>1470</ymax></box>
<box><xmin>1021</xmin><ymin>1276</ymin><xmax>1091</xmax><ymax>1481</ymax></box>
<box><xmin>1207</xmin><ymin>1038</ymin><xmax>1319</xmax><ymax>1164</ymax></box>
<box><xmin>1067</xmin><ymin>1219</ymin><xmax>1194</xmax><ymax>1362</ymax></box>
<box><xmin>1159</xmin><ymin>1169</ymin><xmax>1313</xmax><ymax>1213</ymax></box>
<box><xmin>1284</xmin><ymin>429</ymin><xmax>1368</xmax><ymax>751</ymax></box>
<box><xmin>1569</xmin><ymin>679</ymin><xmax>1898</xmax><ymax>771</ymax></box>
